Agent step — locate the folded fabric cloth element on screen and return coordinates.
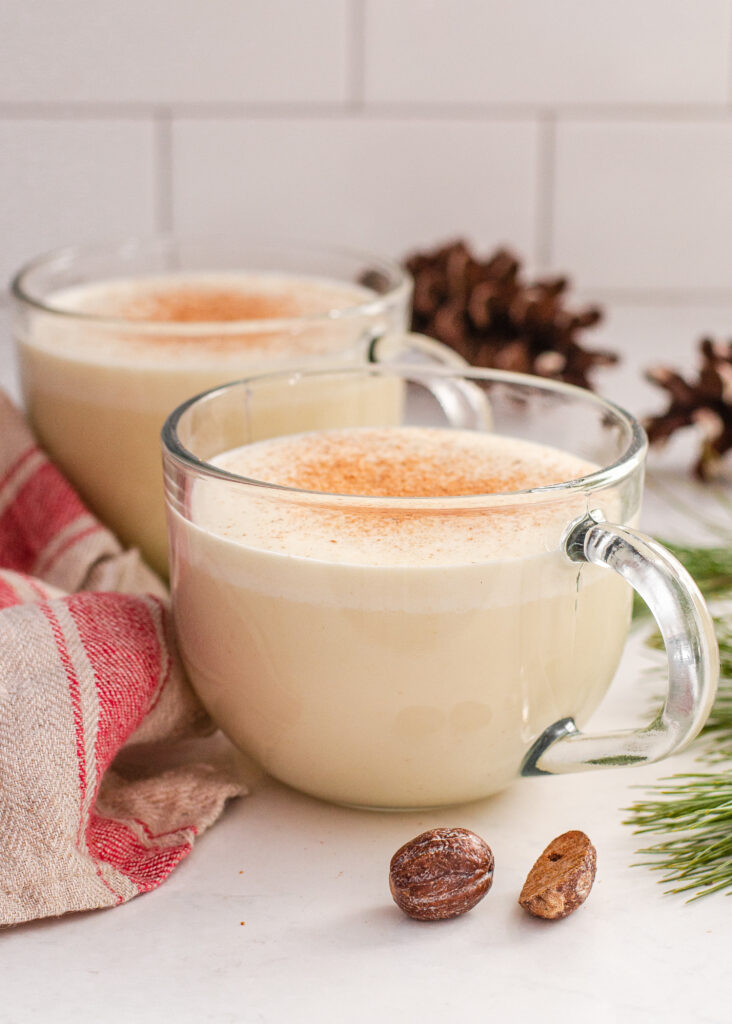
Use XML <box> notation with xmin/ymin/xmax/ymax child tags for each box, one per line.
<box><xmin>0</xmin><ymin>393</ymin><xmax>244</xmax><ymax>926</ymax></box>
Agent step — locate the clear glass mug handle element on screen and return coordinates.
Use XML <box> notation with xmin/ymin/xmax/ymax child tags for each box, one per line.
<box><xmin>522</xmin><ymin>510</ymin><xmax>719</xmax><ymax>776</ymax></box>
<box><xmin>367</xmin><ymin>330</ymin><xmax>469</xmax><ymax>368</ymax></box>
<box><xmin>367</xmin><ymin>332</ymin><xmax>491</xmax><ymax>430</ymax></box>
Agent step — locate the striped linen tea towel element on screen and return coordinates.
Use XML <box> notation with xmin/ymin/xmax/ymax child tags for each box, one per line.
<box><xmin>0</xmin><ymin>393</ymin><xmax>244</xmax><ymax>925</ymax></box>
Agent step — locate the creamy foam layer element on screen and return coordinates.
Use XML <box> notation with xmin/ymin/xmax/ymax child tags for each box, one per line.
<box><xmin>30</xmin><ymin>272</ymin><xmax>376</xmax><ymax>366</ymax></box>
<box><xmin>194</xmin><ymin>427</ymin><xmax>598</xmax><ymax>566</ymax></box>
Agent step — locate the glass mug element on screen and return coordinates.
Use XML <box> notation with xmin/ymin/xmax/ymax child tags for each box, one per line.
<box><xmin>11</xmin><ymin>237</ymin><xmax>459</xmax><ymax>575</ymax></box>
<box><xmin>162</xmin><ymin>365</ymin><xmax>718</xmax><ymax>810</ymax></box>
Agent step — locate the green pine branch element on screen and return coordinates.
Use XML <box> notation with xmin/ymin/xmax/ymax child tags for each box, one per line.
<box><xmin>633</xmin><ymin>543</ymin><xmax>732</xmax><ymax>619</ymax></box>
<box><xmin>625</xmin><ymin>536</ymin><xmax>732</xmax><ymax>899</ymax></box>
<box><xmin>625</xmin><ymin>772</ymin><xmax>732</xmax><ymax>899</ymax></box>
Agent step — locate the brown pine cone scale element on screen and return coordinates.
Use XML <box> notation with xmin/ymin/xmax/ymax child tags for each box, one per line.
<box><xmin>404</xmin><ymin>239</ymin><xmax>615</xmax><ymax>391</ymax></box>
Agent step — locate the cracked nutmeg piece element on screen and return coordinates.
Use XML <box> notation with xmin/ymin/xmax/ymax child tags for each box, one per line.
<box><xmin>645</xmin><ymin>338</ymin><xmax>732</xmax><ymax>479</ymax></box>
<box><xmin>519</xmin><ymin>830</ymin><xmax>597</xmax><ymax>920</ymax></box>
<box><xmin>404</xmin><ymin>239</ymin><xmax>616</xmax><ymax>390</ymax></box>
<box><xmin>389</xmin><ymin>826</ymin><xmax>494</xmax><ymax>921</ymax></box>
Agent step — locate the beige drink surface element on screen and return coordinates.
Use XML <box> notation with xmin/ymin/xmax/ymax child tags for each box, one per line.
<box><xmin>16</xmin><ymin>272</ymin><xmax>384</xmax><ymax>573</ymax></box>
<box><xmin>171</xmin><ymin>427</ymin><xmax>633</xmax><ymax>808</ymax></box>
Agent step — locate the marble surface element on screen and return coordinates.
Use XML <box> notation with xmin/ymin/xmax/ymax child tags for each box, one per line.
<box><xmin>1</xmin><ymin>308</ymin><xmax>731</xmax><ymax>1024</ymax></box>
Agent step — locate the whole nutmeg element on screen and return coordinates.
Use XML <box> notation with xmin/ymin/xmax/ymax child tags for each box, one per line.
<box><xmin>518</xmin><ymin>830</ymin><xmax>596</xmax><ymax>920</ymax></box>
<box><xmin>389</xmin><ymin>827</ymin><xmax>494</xmax><ymax>921</ymax></box>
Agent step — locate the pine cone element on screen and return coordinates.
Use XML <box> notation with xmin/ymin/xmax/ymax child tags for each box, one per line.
<box><xmin>404</xmin><ymin>239</ymin><xmax>616</xmax><ymax>391</ymax></box>
<box><xmin>646</xmin><ymin>338</ymin><xmax>732</xmax><ymax>478</ymax></box>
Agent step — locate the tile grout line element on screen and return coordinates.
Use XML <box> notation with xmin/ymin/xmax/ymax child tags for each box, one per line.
<box><xmin>534</xmin><ymin>112</ymin><xmax>556</xmax><ymax>272</ymax></box>
<box><xmin>0</xmin><ymin>102</ymin><xmax>162</xmax><ymax>119</ymax></box>
<box><xmin>154</xmin><ymin>108</ymin><xmax>174</xmax><ymax>233</ymax></box>
<box><xmin>348</xmin><ymin>0</ymin><xmax>366</xmax><ymax>110</ymax></box>
<box><xmin>4</xmin><ymin>101</ymin><xmax>732</xmax><ymax>122</ymax></box>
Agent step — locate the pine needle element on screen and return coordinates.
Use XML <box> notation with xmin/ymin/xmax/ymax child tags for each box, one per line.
<box><xmin>633</xmin><ymin>543</ymin><xmax>732</xmax><ymax>619</ymax></box>
<box><xmin>621</xmin><ymin>475</ymin><xmax>732</xmax><ymax>898</ymax></box>
<box><xmin>663</xmin><ymin>543</ymin><xmax>732</xmax><ymax>599</ymax></box>
<box><xmin>644</xmin><ymin>614</ymin><xmax>732</xmax><ymax>756</ymax></box>
<box><xmin>624</xmin><ymin>773</ymin><xmax>732</xmax><ymax>899</ymax></box>
<box><xmin>625</xmin><ymin>549</ymin><xmax>732</xmax><ymax>899</ymax></box>
<box><xmin>703</xmin><ymin>618</ymin><xmax>732</xmax><ymax>759</ymax></box>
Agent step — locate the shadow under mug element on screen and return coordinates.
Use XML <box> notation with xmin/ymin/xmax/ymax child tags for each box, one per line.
<box><xmin>11</xmin><ymin>236</ymin><xmax>465</xmax><ymax>575</ymax></box>
<box><xmin>162</xmin><ymin>365</ymin><xmax>718</xmax><ymax>810</ymax></box>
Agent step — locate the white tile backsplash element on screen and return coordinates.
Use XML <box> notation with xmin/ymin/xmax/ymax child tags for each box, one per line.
<box><xmin>0</xmin><ymin>1</ymin><xmax>349</xmax><ymax>105</ymax></box>
<box><xmin>0</xmin><ymin>119</ymin><xmax>156</xmax><ymax>289</ymax></box>
<box><xmin>2</xmin><ymin>1</ymin><xmax>732</xmax><ymax>303</ymax></box>
<box><xmin>553</xmin><ymin>120</ymin><xmax>732</xmax><ymax>292</ymax></box>
<box><xmin>364</xmin><ymin>0</ymin><xmax>730</xmax><ymax>106</ymax></box>
<box><xmin>171</xmin><ymin>117</ymin><xmax>539</xmax><ymax>258</ymax></box>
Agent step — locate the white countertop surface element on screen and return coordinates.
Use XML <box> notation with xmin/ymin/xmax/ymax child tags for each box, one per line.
<box><xmin>1</xmin><ymin>306</ymin><xmax>730</xmax><ymax>1024</ymax></box>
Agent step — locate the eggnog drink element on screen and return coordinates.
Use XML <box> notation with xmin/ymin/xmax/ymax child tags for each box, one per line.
<box><xmin>16</xmin><ymin>272</ymin><xmax>392</xmax><ymax>573</ymax></box>
<box><xmin>170</xmin><ymin>426</ymin><xmax>632</xmax><ymax>808</ymax></box>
